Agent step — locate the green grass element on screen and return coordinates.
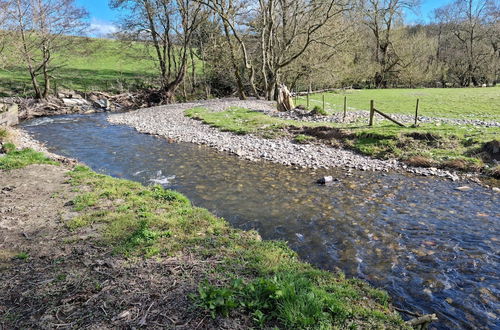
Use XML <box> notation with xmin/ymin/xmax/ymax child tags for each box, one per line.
<box><xmin>296</xmin><ymin>87</ymin><xmax>500</xmax><ymax>120</ymax></box>
<box><xmin>64</xmin><ymin>164</ymin><xmax>407</xmax><ymax>328</ymax></box>
<box><xmin>0</xmin><ymin>37</ymin><xmax>158</xmax><ymax>96</ymax></box>
<box><xmin>0</xmin><ymin>148</ymin><xmax>58</xmax><ymax>170</ymax></box>
<box><xmin>185</xmin><ymin>107</ymin><xmax>500</xmax><ymax>173</ymax></box>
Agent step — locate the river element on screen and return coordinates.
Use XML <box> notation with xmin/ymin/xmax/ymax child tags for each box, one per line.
<box><xmin>21</xmin><ymin>113</ymin><xmax>499</xmax><ymax>329</ymax></box>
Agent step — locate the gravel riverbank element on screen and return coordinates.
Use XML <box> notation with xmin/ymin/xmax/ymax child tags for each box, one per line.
<box><xmin>108</xmin><ymin>99</ymin><xmax>468</xmax><ymax>180</ymax></box>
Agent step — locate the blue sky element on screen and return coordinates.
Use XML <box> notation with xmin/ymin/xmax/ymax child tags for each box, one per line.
<box><xmin>78</xmin><ymin>0</ymin><xmax>454</xmax><ymax>37</ymax></box>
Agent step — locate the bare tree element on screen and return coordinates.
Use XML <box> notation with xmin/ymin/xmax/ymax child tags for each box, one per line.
<box><xmin>4</xmin><ymin>0</ymin><xmax>87</xmax><ymax>99</ymax></box>
<box><xmin>195</xmin><ymin>0</ymin><xmax>259</xmax><ymax>99</ymax></box>
<box><xmin>257</xmin><ymin>0</ymin><xmax>350</xmax><ymax>99</ymax></box>
<box><xmin>111</xmin><ymin>0</ymin><xmax>204</xmax><ymax>103</ymax></box>
<box><xmin>360</xmin><ymin>0</ymin><xmax>419</xmax><ymax>87</ymax></box>
<box><xmin>435</xmin><ymin>0</ymin><xmax>498</xmax><ymax>86</ymax></box>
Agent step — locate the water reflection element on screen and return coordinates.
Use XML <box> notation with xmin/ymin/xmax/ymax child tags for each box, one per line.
<box><xmin>21</xmin><ymin>113</ymin><xmax>499</xmax><ymax>329</ymax></box>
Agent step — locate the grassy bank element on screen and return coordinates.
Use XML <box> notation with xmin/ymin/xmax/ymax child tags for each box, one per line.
<box><xmin>185</xmin><ymin>107</ymin><xmax>500</xmax><ymax>176</ymax></box>
<box><xmin>0</xmin><ymin>134</ymin><xmax>408</xmax><ymax>328</ymax></box>
<box><xmin>296</xmin><ymin>87</ymin><xmax>500</xmax><ymax>120</ymax></box>
<box><xmin>0</xmin><ymin>38</ymin><xmax>158</xmax><ymax>97</ymax></box>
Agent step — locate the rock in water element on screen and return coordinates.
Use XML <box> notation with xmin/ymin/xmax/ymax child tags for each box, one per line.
<box><xmin>455</xmin><ymin>186</ymin><xmax>471</xmax><ymax>191</ymax></box>
<box><xmin>317</xmin><ymin>176</ymin><xmax>334</xmax><ymax>184</ymax></box>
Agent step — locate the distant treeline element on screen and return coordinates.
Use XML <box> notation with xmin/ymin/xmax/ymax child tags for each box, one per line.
<box><xmin>1</xmin><ymin>0</ymin><xmax>499</xmax><ymax>101</ymax></box>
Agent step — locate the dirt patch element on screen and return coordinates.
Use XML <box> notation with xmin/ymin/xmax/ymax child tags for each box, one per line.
<box><xmin>0</xmin><ymin>164</ymin><xmax>248</xmax><ymax>329</ymax></box>
<box><xmin>404</xmin><ymin>132</ymin><xmax>441</xmax><ymax>141</ymax></box>
<box><xmin>0</xmin><ymin>164</ymin><xmax>76</xmax><ymax>259</ymax></box>
<box><xmin>482</xmin><ymin>140</ymin><xmax>500</xmax><ymax>161</ymax></box>
<box><xmin>290</xmin><ymin>126</ymin><xmax>352</xmax><ymax>140</ymax></box>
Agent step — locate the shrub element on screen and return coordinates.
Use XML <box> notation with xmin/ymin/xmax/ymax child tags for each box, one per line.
<box><xmin>310</xmin><ymin>105</ymin><xmax>328</xmax><ymax>116</ymax></box>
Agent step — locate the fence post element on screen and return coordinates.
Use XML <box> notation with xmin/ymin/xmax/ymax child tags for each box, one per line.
<box><xmin>322</xmin><ymin>94</ymin><xmax>325</xmax><ymax>111</ymax></box>
<box><xmin>343</xmin><ymin>96</ymin><xmax>347</xmax><ymax>121</ymax></box>
<box><xmin>369</xmin><ymin>100</ymin><xmax>374</xmax><ymax>126</ymax></box>
<box><xmin>414</xmin><ymin>99</ymin><xmax>420</xmax><ymax>126</ymax></box>
<box><xmin>307</xmin><ymin>93</ymin><xmax>310</xmax><ymax>109</ymax></box>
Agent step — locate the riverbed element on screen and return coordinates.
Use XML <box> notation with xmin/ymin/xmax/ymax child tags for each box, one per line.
<box><xmin>21</xmin><ymin>113</ymin><xmax>499</xmax><ymax>329</ymax></box>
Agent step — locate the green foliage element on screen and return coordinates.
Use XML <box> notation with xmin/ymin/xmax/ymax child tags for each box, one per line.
<box><xmin>196</xmin><ymin>281</ymin><xmax>239</xmax><ymax>318</ymax></box>
<box><xmin>122</xmin><ymin>220</ymin><xmax>171</xmax><ymax>253</ymax></box>
<box><xmin>14</xmin><ymin>252</ymin><xmax>29</xmax><ymax>260</ymax></box>
<box><xmin>0</xmin><ymin>148</ymin><xmax>58</xmax><ymax>170</ymax></box>
<box><xmin>195</xmin><ymin>272</ymin><xmax>401</xmax><ymax>329</ymax></box>
<box><xmin>311</xmin><ymin>105</ymin><xmax>328</xmax><ymax>116</ymax></box>
<box><xmin>150</xmin><ymin>185</ymin><xmax>190</xmax><ymax>205</ymax></box>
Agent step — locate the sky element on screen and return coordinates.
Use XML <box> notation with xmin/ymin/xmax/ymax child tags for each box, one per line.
<box><xmin>78</xmin><ymin>0</ymin><xmax>455</xmax><ymax>37</ymax></box>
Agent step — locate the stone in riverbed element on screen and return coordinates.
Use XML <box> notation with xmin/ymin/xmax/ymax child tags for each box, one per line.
<box><xmin>317</xmin><ymin>176</ymin><xmax>337</xmax><ymax>185</ymax></box>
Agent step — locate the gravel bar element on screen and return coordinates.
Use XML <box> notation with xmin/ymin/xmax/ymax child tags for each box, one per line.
<box><xmin>108</xmin><ymin>99</ymin><xmax>463</xmax><ymax>180</ymax></box>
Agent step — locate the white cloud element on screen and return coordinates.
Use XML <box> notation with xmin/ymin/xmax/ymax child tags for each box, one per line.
<box><xmin>88</xmin><ymin>18</ymin><xmax>118</xmax><ymax>38</ymax></box>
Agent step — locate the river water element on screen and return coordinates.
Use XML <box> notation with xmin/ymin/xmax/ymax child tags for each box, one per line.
<box><xmin>21</xmin><ymin>113</ymin><xmax>499</xmax><ymax>329</ymax></box>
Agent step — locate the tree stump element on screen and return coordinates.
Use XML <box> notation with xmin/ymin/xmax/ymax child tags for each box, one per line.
<box><xmin>277</xmin><ymin>84</ymin><xmax>294</xmax><ymax>112</ymax></box>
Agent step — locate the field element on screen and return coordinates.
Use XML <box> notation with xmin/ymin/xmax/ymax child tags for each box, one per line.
<box><xmin>296</xmin><ymin>87</ymin><xmax>500</xmax><ymax>121</ymax></box>
<box><xmin>0</xmin><ymin>38</ymin><xmax>158</xmax><ymax>96</ymax></box>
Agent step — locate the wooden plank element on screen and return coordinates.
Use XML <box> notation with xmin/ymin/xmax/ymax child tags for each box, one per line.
<box><xmin>374</xmin><ymin>108</ymin><xmax>406</xmax><ymax>127</ymax></box>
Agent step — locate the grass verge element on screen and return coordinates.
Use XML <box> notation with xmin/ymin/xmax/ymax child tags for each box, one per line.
<box><xmin>0</xmin><ymin>130</ymin><xmax>57</xmax><ymax>169</ymax></box>
<box><xmin>58</xmin><ymin>164</ymin><xmax>407</xmax><ymax>328</ymax></box>
<box><xmin>185</xmin><ymin>107</ymin><xmax>500</xmax><ymax>175</ymax></box>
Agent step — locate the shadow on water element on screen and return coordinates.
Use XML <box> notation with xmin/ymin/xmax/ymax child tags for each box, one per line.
<box><xmin>21</xmin><ymin>113</ymin><xmax>499</xmax><ymax>329</ymax></box>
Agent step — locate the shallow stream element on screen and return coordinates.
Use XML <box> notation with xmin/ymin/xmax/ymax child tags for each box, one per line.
<box><xmin>21</xmin><ymin>113</ymin><xmax>499</xmax><ymax>329</ymax></box>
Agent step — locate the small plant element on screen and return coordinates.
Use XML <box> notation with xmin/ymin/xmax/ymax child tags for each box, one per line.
<box><xmin>150</xmin><ymin>185</ymin><xmax>190</xmax><ymax>205</ymax></box>
<box><xmin>121</xmin><ymin>220</ymin><xmax>171</xmax><ymax>253</ymax></box>
<box><xmin>196</xmin><ymin>281</ymin><xmax>239</xmax><ymax>318</ymax></box>
<box><xmin>2</xmin><ymin>142</ymin><xmax>15</xmax><ymax>153</ymax></box>
<box><xmin>0</xmin><ymin>128</ymin><xmax>8</xmax><ymax>141</ymax></box>
<box><xmin>294</xmin><ymin>134</ymin><xmax>314</xmax><ymax>144</ymax></box>
<box><xmin>14</xmin><ymin>252</ymin><xmax>29</xmax><ymax>260</ymax></box>
<box><xmin>310</xmin><ymin>105</ymin><xmax>328</xmax><ymax>116</ymax></box>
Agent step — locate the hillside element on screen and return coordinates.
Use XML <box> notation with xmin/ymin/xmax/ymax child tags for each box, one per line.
<box><xmin>0</xmin><ymin>37</ymin><xmax>158</xmax><ymax>97</ymax></box>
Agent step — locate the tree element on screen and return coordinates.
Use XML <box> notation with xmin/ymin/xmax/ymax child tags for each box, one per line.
<box><xmin>256</xmin><ymin>0</ymin><xmax>350</xmax><ymax>99</ymax></box>
<box><xmin>111</xmin><ymin>0</ymin><xmax>204</xmax><ymax>103</ymax></box>
<box><xmin>3</xmin><ymin>0</ymin><xmax>88</xmax><ymax>99</ymax></box>
<box><xmin>360</xmin><ymin>0</ymin><xmax>419</xmax><ymax>87</ymax></box>
<box><xmin>435</xmin><ymin>0</ymin><xmax>498</xmax><ymax>86</ymax></box>
<box><xmin>196</xmin><ymin>0</ymin><xmax>259</xmax><ymax>99</ymax></box>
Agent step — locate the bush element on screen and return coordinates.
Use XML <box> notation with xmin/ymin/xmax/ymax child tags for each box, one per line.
<box><xmin>310</xmin><ymin>105</ymin><xmax>328</xmax><ymax>116</ymax></box>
